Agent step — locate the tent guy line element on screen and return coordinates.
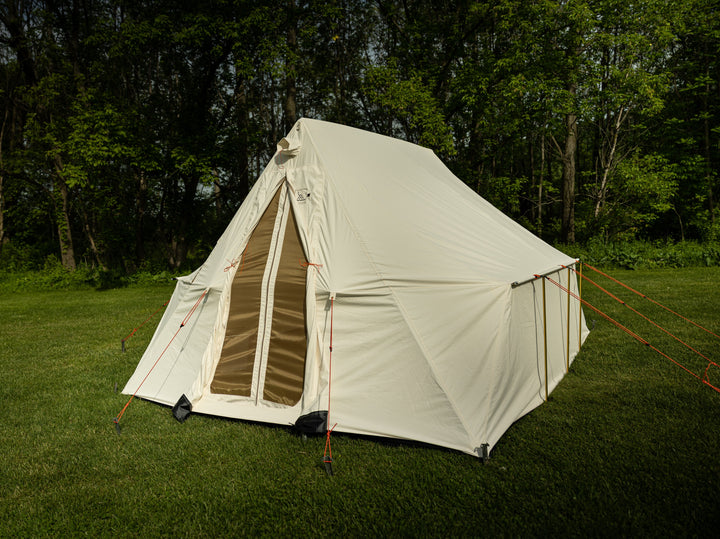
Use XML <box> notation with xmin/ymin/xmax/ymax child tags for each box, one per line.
<box><xmin>115</xmin><ymin>289</ymin><xmax>209</xmax><ymax>431</ymax></box>
<box><xmin>582</xmin><ymin>263</ymin><xmax>720</xmax><ymax>341</ymax></box>
<box><xmin>322</xmin><ymin>293</ymin><xmax>336</xmax><ymax>475</ymax></box>
<box><xmin>544</xmin><ymin>272</ymin><xmax>720</xmax><ymax>394</ymax></box>
<box><xmin>121</xmin><ymin>299</ymin><xmax>170</xmax><ymax>352</ymax></box>
<box><xmin>576</xmin><ymin>270</ymin><xmax>719</xmax><ymax>370</ymax></box>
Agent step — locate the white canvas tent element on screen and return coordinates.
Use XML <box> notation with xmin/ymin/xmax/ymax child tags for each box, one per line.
<box><xmin>123</xmin><ymin>118</ymin><xmax>589</xmax><ymax>458</ymax></box>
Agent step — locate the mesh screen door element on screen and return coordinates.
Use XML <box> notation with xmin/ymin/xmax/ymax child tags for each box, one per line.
<box><xmin>210</xmin><ymin>186</ymin><xmax>308</xmax><ymax>406</ymax></box>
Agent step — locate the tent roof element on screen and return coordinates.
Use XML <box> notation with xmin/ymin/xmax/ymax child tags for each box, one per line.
<box><xmin>290</xmin><ymin>118</ymin><xmax>574</xmax><ymax>286</ymax></box>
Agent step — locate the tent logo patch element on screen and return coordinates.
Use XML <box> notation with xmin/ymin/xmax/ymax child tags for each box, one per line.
<box><xmin>296</xmin><ymin>189</ymin><xmax>310</xmax><ymax>203</ymax></box>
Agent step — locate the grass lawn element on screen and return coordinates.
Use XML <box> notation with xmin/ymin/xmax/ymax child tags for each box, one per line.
<box><xmin>0</xmin><ymin>268</ymin><xmax>718</xmax><ymax>536</ymax></box>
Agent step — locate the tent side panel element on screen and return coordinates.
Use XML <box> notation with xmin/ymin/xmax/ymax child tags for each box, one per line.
<box><xmin>263</xmin><ymin>204</ymin><xmax>308</xmax><ymax>405</ymax></box>
<box><xmin>122</xmin><ymin>281</ymin><xmax>220</xmax><ymax>405</ymax></box>
<box><xmin>210</xmin><ymin>189</ymin><xmax>282</xmax><ymax>395</ymax></box>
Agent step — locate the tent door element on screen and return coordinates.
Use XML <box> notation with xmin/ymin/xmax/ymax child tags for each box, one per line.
<box><xmin>210</xmin><ymin>184</ymin><xmax>308</xmax><ymax>406</ymax></box>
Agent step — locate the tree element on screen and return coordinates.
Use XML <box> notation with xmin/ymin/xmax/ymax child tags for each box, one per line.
<box><xmin>584</xmin><ymin>0</ymin><xmax>674</xmax><ymax>225</ymax></box>
<box><xmin>1</xmin><ymin>0</ymin><xmax>719</xmax><ymax>274</ymax></box>
<box><xmin>659</xmin><ymin>0</ymin><xmax>720</xmax><ymax>240</ymax></box>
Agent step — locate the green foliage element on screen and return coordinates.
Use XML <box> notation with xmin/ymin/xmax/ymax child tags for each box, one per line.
<box><xmin>583</xmin><ymin>152</ymin><xmax>679</xmax><ymax>240</ymax></box>
<box><xmin>362</xmin><ymin>60</ymin><xmax>455</xmax><ymax>155</ymax></box>
<box><xmin>0</xmin><ymin>253</ymin><xmax>180</xmax><ymax>292</ymax></box>
<box><xmin>563</xmin><ymin>239</ymin><xmax>720</xmax><ymax>269</ymax></box>
<box><xmin>0</xmin><ymin>255</ymin><xmax>96</xmax><ymax>291</ymax></box>
<box><xmin>0</xmin><ymin>241</ymin><xmax>54</xmax><ymax>272</ymax></box>
<box><xmin>1</xmin><ymin>0</ymin><xmax>719</xmax><ymax>272</ymax></box>
<box><xmin>62</xmin><ymin>93</ymin><xmax>132</xmax><ymax>188</ymax></box>
<box><xmin>483</xmin><ymin>175</ymin><xmax>525</xmax><ymax>215</ymax></box>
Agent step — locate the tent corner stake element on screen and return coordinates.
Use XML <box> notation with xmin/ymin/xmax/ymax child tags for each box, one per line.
<box><xmin>323</xmin><ymin>457</ymin><xmax>334</xmax><ymax>476</ymax></box>
<box><xmin>475</xmin><ymin>443</ymin><xmax>490</xmax><ymax>463</ymax></box>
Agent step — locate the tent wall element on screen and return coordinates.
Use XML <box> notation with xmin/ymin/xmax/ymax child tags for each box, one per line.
<box><xmin>122</xmin><ymin>280</ymin><xmax>218</xmax><ymax>406</ymax></box>
<box><xmin>495</xmin><ymin>268</ymin><xmax>588</xmax><ymax>441</ymax></box>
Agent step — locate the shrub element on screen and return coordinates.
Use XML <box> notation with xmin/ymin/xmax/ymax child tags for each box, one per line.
<box><xmin>560</xmin><ymin>239</ymin><xmax>720</xmax><ymax>269</ymax></box>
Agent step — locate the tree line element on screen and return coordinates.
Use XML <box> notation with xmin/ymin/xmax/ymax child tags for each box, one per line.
<box><xmin>1</xmin><ymin>0</ymin><xmax>718</xmax><ymax>272</ymax></box>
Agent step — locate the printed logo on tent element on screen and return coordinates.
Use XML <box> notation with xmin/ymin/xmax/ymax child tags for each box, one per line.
<box><xmin>296</xmin><ymin>189</ymin><xmax>310</xmax><ymax>203</ymax></box>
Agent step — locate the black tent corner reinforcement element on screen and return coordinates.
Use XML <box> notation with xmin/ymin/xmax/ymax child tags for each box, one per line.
<box><xmin>172</xmin><ymin>394</ymin><xmax>193</xmax><ymax>423</ymax></box>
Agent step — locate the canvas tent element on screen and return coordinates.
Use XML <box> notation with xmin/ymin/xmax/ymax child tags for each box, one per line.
<box><xmin>123</xmin><ymin>118</ymin><xmax>589</xmax><ymax>458</ymax></box>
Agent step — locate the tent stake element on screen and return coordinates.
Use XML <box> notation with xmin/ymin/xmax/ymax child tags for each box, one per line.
<box><xmin>476</xmin><ymin>444</ymin><xmax>490</xmax><ymax>463</ymax></box>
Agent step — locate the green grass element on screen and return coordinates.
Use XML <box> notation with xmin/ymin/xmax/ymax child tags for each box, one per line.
<box><xmin>1</xmin><ymin>268</ymin><xmax>719</xmax><ymax>536</ymax></box>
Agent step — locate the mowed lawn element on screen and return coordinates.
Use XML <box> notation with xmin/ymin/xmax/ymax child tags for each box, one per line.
<box><xmin>0</xmin><ymin>267</ymin><xmax>718</xmax><ymax>536</ymax></box>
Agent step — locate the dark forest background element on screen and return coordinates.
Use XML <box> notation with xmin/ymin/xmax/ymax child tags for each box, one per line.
<box><xmin>1</xmin><ymin>0</ymin><xmax>718</xmax><ymax>273</ymax></box>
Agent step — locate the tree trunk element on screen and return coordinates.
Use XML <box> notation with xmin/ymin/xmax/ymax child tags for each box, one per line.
<box><xmin>168</xmin><ymin>175</ymin><xmax>199</xmax><ymax>270</ymax></box>
<box><xmin>0</xmin><ymin>3</ymin><xmax>37</xmax><ymax>87</ymax></box>
<box><xmin>593</xmin><ymin>106</ymin><xmax>627</xmax><ymax>218</ymax></box>
<box><xmin>55</xmin><ymin>174</ymin><xmax>77</xmax><ymax>270</ymax></box>
<box><xmin>80</xmin><ymin>201</ymin><xmax>106</xmax><ymax>270</ymax></box>
<box><xmin>561</xmin><ymin>82</ymin><xmax>577</xmax><ymax>244</ymax></box>
<box><xmin>236</xmin><ymin>75</ymin><xmax>250</xmax><ymax>201</ymax></box>
<box><xmin>135</xmin><ymin>170</ymin><xmax>147</xmax><ymax>264</ymax></box>
<box><xmin>538</xmin><ymin>130</ymin><xmax>546</xmax><ymax>238</ymax></box>
<box><xmin>169</xmin><ymin>235</ymin><xmax>187</xmax><ymax>270</ymax></box>
<box><xmin>704</xmin><ymin>65</ymin><xmax>714</xmax><ymax>223</ymax></box>
<box><xmin>284</xmin><ymin>0</ymin><xmax>298</xmax><ymax>133</ymax></box>
<box><xmin>530</xmin><ymin>136</ymin><xmax>536</xmax><ymax>222</ymax></box>
<box><xmin>469</xmin><ymin>116</ymin><xmax>485</xmax><ymax>194</ymax></box>
<box><xmin>0</xmin><ymin>168</ymin><xmax>4</xmax><ymax>258</ymax></box>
